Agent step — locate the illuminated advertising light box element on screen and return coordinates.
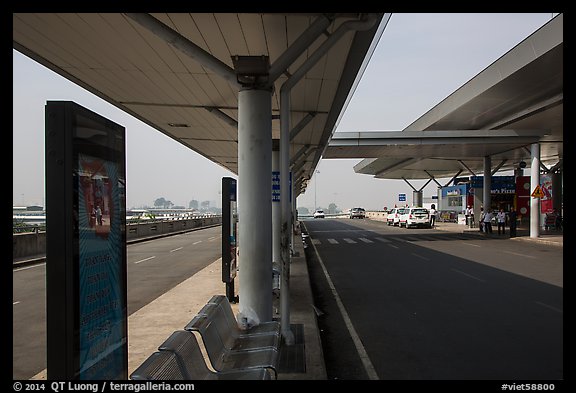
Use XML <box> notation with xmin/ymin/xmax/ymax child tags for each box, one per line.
<box><xmin>45</xmin><ymin>101</ymin><xmax>127</xmax><ymax>380</ymax></box>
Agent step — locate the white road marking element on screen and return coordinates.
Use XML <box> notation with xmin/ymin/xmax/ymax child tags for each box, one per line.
<box><xmin>311</xmin><ymin>239</ymin><xmax>321</xmax><ymax>245</ymax></box>
<box><xmin>503</xmin><ymin>250</ymin><xmax>537</xmax><ymax>259</ymax></box>
<box><xmin>310</xmin><ymin>241</ymin><xmax>379</xmax><ymax>380</ymax></box>
<box><xmin>13</xmin><ymin>301</ymin><xmax>20</xmax><ymax>306</ymax></box>
<box><xmin>358</xmin><ymin>238</ymin><xmax>374</xmax><ymax>243</ymax></box>
<box><xmin>193</xmin><ymin>241</ymin><xmax>203</xmax><ymax>245</ymax></box>
<box><xmin>535</xmin><ymin>301</ymin><xmax>563</xmax><ymax>313</ymax></box>
<box><xmin>134</xmin><ymin>256</ymin><xmax>156</xmax><ymax>264</ymax></box>
<box><xmin>208</xmin><ymin>236</ymin><xmax>221</xmax><ymax>242</ymax></box>
<box><xmin>169</xmin><ymin>247</ymin><xmax>183</xmax><ymax>253</ymax></box>
<box><xmin>375</xmin><ymin>237</ymin><xmax>390</xmax><ymax>243</ymax></box>
<box><xmin>451</xmin><ymin>268</ymin><xmax>485</xmax><ymax>282</ymax></box>
<box><xmin>387</xmin><ymin>244</ymin><xmax>399</xmax><ymax>249</ymax></box>
<box><xmin>327</xmin><ymin>239</ymin><xmax>339</xmax><ymax>244</ymax></box>
<box><xmin>462</xmin><ymin>242</ymin><xmax>481</xmax><ymax>248</ymax></box>
<box><xmin>412</xmin><ymin>253</ymin><xmax>429</xmax><ymax>261</ymax></box>
<box><xmin>343</xmin><ymin>238</ymin><xmax>357</xmax><ymax>244</ymax></box>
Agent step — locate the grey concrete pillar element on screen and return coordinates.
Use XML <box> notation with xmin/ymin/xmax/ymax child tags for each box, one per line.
<box><xmin>237</xmin><ymin>88</ymin><xmax>273</xmax><ymax>324</ymax></box>
<box><xmin>412</xmin><ymin>190</ymin><xmax>423</xmax><ymax>207</ymax></box>
<box><xmin>530</xmin><ymin>143</ymin><xmax>540</xmax><ymax>238</ymax></box>
<box><xmin>483</xmin><ymin>156</ymin><xmax>492</xmax><ymax>211</ymax></box>
<box><xmin>272</xmin><ymin>143</ymin><xmax>281</xmax><ymax>265</ymax></box>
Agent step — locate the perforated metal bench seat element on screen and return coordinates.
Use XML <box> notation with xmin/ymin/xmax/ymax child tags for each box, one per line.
<box><xmin>207</xmin><ymin>295</ymin><xmax>281</xmax><ymax>337</ymax></box>
<box><xmin>130</xmin><ymin>332</ymin><xmax>272</xmax><ymax>380</ymax></box>
<box><xmin>197</xmin><ymin>302</ymin><xmax>280</xmax><ymax>351</ymax></box>
<box><xmin>185</xmin><ymin>314</ymin><xmax>279</xmax><ymax>378</ymax></box>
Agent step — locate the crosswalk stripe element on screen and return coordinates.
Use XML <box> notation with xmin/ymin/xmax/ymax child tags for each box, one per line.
<box><xmin>375</xmin><ymin>237</ymin><xmax>390</xmax><ymax>243</ymax></box>
<box><xmin>343</xmin><ymin>238</ymin><xmax>357</xmax><ymax>244</ymax></box>
<box><xmin>358</xmin><ymin>237</ymin><xmax>374</xmax><ymax>243</ymax></box>
<box><xmin>311</xmin><ymin>239</ymin><xmax>321</xmax><ymax>245</ymax></box>
<box><xmin>327</xmin><ymin>238</ymin><xmax>339</xmax><ymax>244</ymax></box>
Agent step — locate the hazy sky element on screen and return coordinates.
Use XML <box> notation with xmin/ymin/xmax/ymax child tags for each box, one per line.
<box><xmin>12</xmin><ymin>13</ymin><xmax>557</xmax><ymax>211</ymax></box>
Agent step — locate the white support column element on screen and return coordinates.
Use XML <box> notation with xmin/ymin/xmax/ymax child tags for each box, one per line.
<box><xmin>272</xmin><ymin>145</ymin><xmax>281</xmax><ymax>292</ymax></box>
<box><xmin>530</xmin><ymin>143</ymin><xmax>541</xmax><ymax>238</ymax></box>
<box><xmin>483</xmin><ymin>156</ymin><xmax>492</xmax><ymax>211</ymax></box>
<box><xmin>412</xmin><ymin>191</ymin><xmax>423</xmax><ymax>207</ymax></box>
<box><xmin>238</xmin><ymin>88</ymin><xmax>273</xmax><ymax>325</ymax></box>
<box><xmin>272</xmin><ymin>145</ymin><xmax>281</xmax><ymax>266</ymax></box>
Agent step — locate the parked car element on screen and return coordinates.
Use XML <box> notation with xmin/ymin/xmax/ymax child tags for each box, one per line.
<box><xmin>386</xmin><ymin>208</ymin><xmax>399</xmax><ymax>225</ymax></box>
<box><xmin>387</xmin><ymin>207</ymin><xmax>406</xmax><ymax>226</ymax></box>
<box><xmin>349</xmin><ymin>207</ymin><xmax>366</xmax><ymax>219</ymax></box>
<box><xmin>404</xmin><ymin>207</ymin><xmax>431</xmax><ymax>228</ymax></box>
<box><xmin>313</xmin><ymin>209</ymin><xmax>325</xmax><ymax>218</ymax></box>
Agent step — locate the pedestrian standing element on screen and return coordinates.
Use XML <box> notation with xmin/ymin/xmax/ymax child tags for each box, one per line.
<box><xmin>429</xmin><ymin>204</ymin><xmax>437</xmax><ymax>228</ymax></box>
<box><xmin>483</xmin><ymin>209</ymin><xmax>494</xmax><ymax>234</ymax></box>
<box><xmin>479</xmin><ymin>207</ymin><xmax>485</xmax><ymax>232</ymax></box>
<box><xmin>496</xmin><ymin>208</ymin><xmax>506</xmax><ymax>235</ymax></box>
<box><xmin>509</xmin><ymin>207</ymin><xmax>517</xmax><ymax>237</ymax></box>
<box><xmin>465</xmin><ymin>205</ymin><xmax>475</xmax><ymax>228</ymax></box>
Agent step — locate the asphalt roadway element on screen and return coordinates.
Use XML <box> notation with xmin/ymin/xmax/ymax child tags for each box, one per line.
<box><xmin>12</xmin><ymin>226</ymin><xmax>222</xmax><ymax>380</ymax></box>
<box><xmin>302</xmin><ymin>218</ymin><xmax>563</xmax><ymax>380</ymax></box>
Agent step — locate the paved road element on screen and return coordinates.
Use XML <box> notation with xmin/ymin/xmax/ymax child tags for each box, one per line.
<box><xmin>303</xmin><ymin>218</ymin><xmax>563</xmax><ymax>380</ymax></box>
<box><xmin>12</xmin><ymin>226</ymin><xmax>222</xmax><ymax>380</ymax></box>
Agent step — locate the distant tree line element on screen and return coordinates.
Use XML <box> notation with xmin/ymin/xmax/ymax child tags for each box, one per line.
<box><xmin>150</xmin><ymin>197</ymin><xmax>220</xmax><ymax>213</ymax></box>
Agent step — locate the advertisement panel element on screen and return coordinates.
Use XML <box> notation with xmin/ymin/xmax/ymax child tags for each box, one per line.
<box><xmin>45</xmin><ymin>101</ymin><xmax>127</xmax><ymax>380</ymax></box>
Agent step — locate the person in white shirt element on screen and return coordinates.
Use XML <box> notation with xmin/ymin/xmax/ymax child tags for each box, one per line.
<box><xmin>482</xmin><ymin>209</ymin><xmax>494</xmax><ymax>234</ymax></box>
<box><xmin>465</xmin><ymin>205</ymin><xmax>474</xmax><ymax>228</ymax></box>
<box><xmin>429</xmin><ymin>204</ymin><xmax>437</xmax><ymax>228</ymax></box>
<box><xmin>496</xmin><ymin>208</ymin><xmax>507</xmax><ymax>235</ymax></box>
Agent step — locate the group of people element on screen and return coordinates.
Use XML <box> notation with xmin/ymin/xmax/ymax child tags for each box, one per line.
<box><xmin>476</xmin><ymin>206</ymin><xmax>517</xmax><ymax>237</ymax></box>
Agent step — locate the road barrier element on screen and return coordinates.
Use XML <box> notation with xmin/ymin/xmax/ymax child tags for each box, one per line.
<box><xmin>13</xmin><ymin>216</ymin><xmax>222</xmax><ymax>263</ymax></box>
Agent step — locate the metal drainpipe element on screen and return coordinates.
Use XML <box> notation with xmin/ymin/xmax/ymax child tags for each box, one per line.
<box><xmin>279</xmin><ymin>14</ymin><xmax>380</xmax><ymax>344</ymax></box>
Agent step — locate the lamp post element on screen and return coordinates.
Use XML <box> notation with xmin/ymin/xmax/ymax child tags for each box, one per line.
<box><xmin>314</xmin><ymin>170</ymin><xmax>320</xmax><ymax>211</ymax></box>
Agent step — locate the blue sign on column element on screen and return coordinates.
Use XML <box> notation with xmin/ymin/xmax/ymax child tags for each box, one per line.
<box><xmin>272</xmin><ymin>171</ymin><xmax>280</xmax><ymax>202</ymax></box>
<box><xmin>399</xmin><ymin>193</ymin><xmax>406</xmax><ymax>202</ymax></box>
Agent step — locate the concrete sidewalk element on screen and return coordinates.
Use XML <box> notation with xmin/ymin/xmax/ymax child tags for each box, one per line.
<box><xmin>432</xmin><ymin>221</ymin><xmax>563</xmax><ymax>247</ymax></box>
<box><xmin>32</xmin><ymin>224</ymin><xmax>326</xmax><ymax>380</ymax></box>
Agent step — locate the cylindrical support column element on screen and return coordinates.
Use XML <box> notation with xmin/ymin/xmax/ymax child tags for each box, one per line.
<box><xmin>237</xmin><ymin>88</ymin><xmax>273</xmax><ymax>325</ymax></box>
<box><xmin>272</xmin><ymin>144</ymin><xmax>281</xmax><ymax>291</ymax></box>
<box><xmin>280</xmin><ymin>88</ymin><xmax>295</xmax><ymax>345</ymax></box>
<box><xmin>530</xmin><ymin>143</ymin><xmax>540</xmax><ymax>238</ymax></box>
<box><xmin>272</xmin><ymin>145</ymin><xmax>281</xmax><ymax>265</ymax></box>
<box><xmin>483</xmin><ymin>156</ymin><xmax>492</xmax><ymax>211</ymax></box>
<box><xmin>291</xmin><ymin>173</ymin><xmax>296</xmax><ymax>256</ymax></box>
<box><xmin>412</xmin><ymin>190</ymin><xmax>423</xmax><ymax>207</ymax></box>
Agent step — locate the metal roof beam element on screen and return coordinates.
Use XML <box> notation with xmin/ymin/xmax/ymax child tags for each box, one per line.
<box><xmin>290</xmin><ymin>145</ymin><xmax>311</xmax><ymax>167</ymax></box>
<box><xmin>444</xmin><ymin>169</ymin><xmax>463</xmax><ymax>187</ymax></box>
<box><xmin>204</xmin><ymin>107</ymin><xmax>238</xmax><ymax>127</ymax></box>
<box><xmin>491</xmin><ymin>159</ymin><xmax>508</xmax><ymax>176</ymax></box>
<box><xmin>268</xmin><ymin>14</ymin><xmax>335</xmax><ymax>83</ymax></box>
<box><xmin>423</xmin><ymin>170</ymin><xmax>443</xmax><ymax>188</ymax></box>
<box><xmin>290</xmin><ymin>112</ymin><xmax>317</xmax><ymax>141</ymax></box>
<box><xmin>124</xmin><ymin>13</ymin><xmax>240</xmax><ymax>88</ymax></box>
<box><xmin>457</xmin><ymin>160</ymin><xmax>476</xmax><ymax>176</ymax></box>
<box><xmin>523</xmin><ymin>146</ymin><xmax>550</xmax><ymax>172</ymax></box>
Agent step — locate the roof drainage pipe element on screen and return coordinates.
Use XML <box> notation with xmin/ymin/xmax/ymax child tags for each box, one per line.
<box><xmin>279</xmin><ymin>13</ymin><xmax>380</xmax><ymax>344</ymax></box>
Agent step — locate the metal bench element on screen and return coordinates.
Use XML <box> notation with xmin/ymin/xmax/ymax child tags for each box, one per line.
<box><xmin>185</xmin><ymin>314</ymin><xmax>279</xmax><ymax>378</ymax></box>
<box><xmin>207</xmin><ymin>295</ymin><xmax>281</xmax><ymax>337</ymax></box>
<box><xmin>130</xmin><ymin>331</ymin><xmax>272</xmax><ymax>380</ymax></box>
<box><xmin>197</xmin><ymin>302</ymin><xmax>280</xmax><ymax>351</ymax></box>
